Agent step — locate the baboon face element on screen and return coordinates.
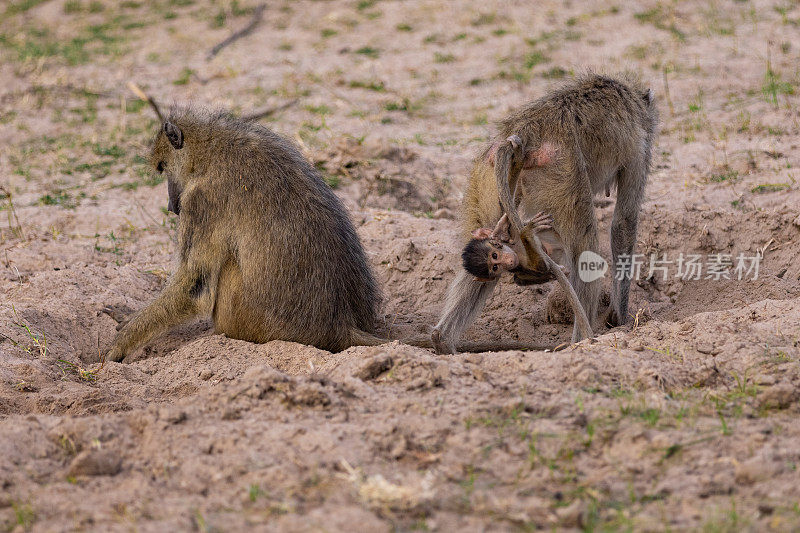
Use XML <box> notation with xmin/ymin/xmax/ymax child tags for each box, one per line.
<box><xmin>149</xmin><ymin>121</ymin><xmax>185</xmax><ymax>215</ymax></box>
<box><xmin>462</xmin><ymin>238</ymin><xmax>519</xmax><ymax>282</ymax></box>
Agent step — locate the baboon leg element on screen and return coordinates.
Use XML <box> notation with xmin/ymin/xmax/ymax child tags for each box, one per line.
<box><xmin>609</xmin><ymin>159</ymin><xmax>647</xmax><ymax>326</ymax></box>
<box><xmin>567</xmin><ymin>235</ymin><xmax>601</xmax><ymax>343</ymax></box>
<box><xmin>432</xmin><ymin>269</ymin><xmax>498</xmax><ymax>354</ymax></box>
<box><xmin>106</xmin><ymin>246</ymin><xmax>222</xmax><ymax>362</ymax></box>
<box><xmin>539</xmin><ymin>166</ymin><xmax>600</xmax><ymax>343</ymax></box>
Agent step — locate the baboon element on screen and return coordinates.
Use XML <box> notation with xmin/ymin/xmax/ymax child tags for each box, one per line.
<box><xmin>461</xmin><ymin>211</ymin><xmax>566</xmax><ymax>282</ymax></box>
<box><xmin>432</xmin><ymin>74</ymin><xmax>658</xmax><ymax>354</ymax></box>
<box><xmin>105</xmin><ymin>107</ymin><xmax>382</xmax><ymax>362</ymax></box>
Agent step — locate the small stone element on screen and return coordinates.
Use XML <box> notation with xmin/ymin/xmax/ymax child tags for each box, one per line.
<box><xmin>695</xmin><ymin>342</ymin><xmax>720</xmax><ymax>355</ymax></box>
<box><xmin>221</xmin><ymin>408</ymin><xmax>241</xmax><ymax>420</ymax></box>
<box><xmin>198</xmin><ymin>368</ymin><xmax>214</xmax><ymax>380</ymax></box>
<box><xmin>353</xmin><ymin>354</ymin><xmax>393</xmax><ymax>381</ymax></box>
<box><xmin>68</xmin><ymin>450</ymin><xmax>121</xmax><ymax>477</ymax></box>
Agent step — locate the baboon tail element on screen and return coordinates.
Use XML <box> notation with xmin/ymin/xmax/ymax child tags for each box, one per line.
<box><xmin>347</xmin><ymin>328</ymin><xmax>391</xmax><ymax>348</ymax></box>
<box><xmin>348</xmin><ymin>327</ymin><xmax>555</xmax><ymax>353</ymax></box>
<box><xmin>347</xmin><ymin>328</ymin><xmax>435</xmax><ymax>350</ymax></box>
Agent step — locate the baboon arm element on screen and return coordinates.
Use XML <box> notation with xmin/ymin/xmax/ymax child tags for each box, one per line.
<box><xmin>106</xmin><ymin>243</ymin><xmax>223</xmax><ymax>362</ymax></box>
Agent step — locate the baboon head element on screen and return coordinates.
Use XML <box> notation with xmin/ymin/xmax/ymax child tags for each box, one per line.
<box><xmin>462</xmin><ymin>238</ymin><xmax>519</xmax><ymax>282</ymax></box>
<box><xmin>150</xmin><ymin>119</ymin><xmax>186</xmax><ymax>215</ymax></box>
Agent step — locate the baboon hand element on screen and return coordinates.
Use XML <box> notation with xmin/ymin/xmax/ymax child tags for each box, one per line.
<box><xmin>105</xmin><ymin>345</ymin><xmax>126</xmax><ymax>363</ymax></box>
<box><xmin>522</xmin><ymin>212</ymin><xmax>554</xmax><ymax>234</ymax></box>
<box><xmin>471</xmin><ymin>227</ymin><xmax>494</xmax><ymax>240</ymax></box>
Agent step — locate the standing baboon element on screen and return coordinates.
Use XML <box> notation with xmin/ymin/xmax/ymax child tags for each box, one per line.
<box><xmin>105</xmin><ymin>108</ymin><xmax>381</xmax><ymax>361</ymax></box>
<box><xmin>433</xmin><ymin>74</ymin><xmax>658</xmax><ymax>353</ymax></box>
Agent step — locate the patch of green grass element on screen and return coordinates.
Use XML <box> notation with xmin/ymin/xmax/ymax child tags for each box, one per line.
<box><xmin>320</xmin><ymin>28</ymin><xmax>337</xmax><ymax>38</ymax></box>
<box><xmin>384</xmin><ymin>98</ymin><xmax>422</xmax><ymax>113</ymax></box>
<box><xmin>524</xmin><ymin>50</ymin><xmax>549</xmax><ymax>68</ymax></box>
<box><xmin>305</xmin><ymin>104</ymin><xmax>332</xmax><ymax>115</ymax></box>
<box><xmin>762</xmin><ymin>66</ymin><xmax>795</xmax><ymax>106</ymax></box>
<box><xmin>173</xmin><ymin>67</ymin><xmax>194</xmax><ymax>85</ymax></box>
<box><xmin>0</xmin><ymin>20</ymin><xmax>128</xmax><ymax>65</ymax></box>
<box><xmin>423</xmin><ymin>33</ymin><xmax>445</xmax><ymax>45</ymax></box>
<box><xmin>5</xmin><ymin>0</ymin><xmax>48</xmax><ymax>15</ymax></box>
<box><xmin>12</xmin><ymin>502</ymin><xmax>35</xmax><ymax>529</ymax></box>
<box><xmin>472</xmin><ymin>113</ymin><xmax>488</xmax><ymax>125</ymax></box>
<box><xmin>64</xmin><ymin>0</ymin><xmax>83</xmax><ymax>14</ymax></box>
<box><xmin>211</xmin><ymin>9</ymin><xmax>226</xmax><ymax>28</ymax></box>
<box><xmin>356</xmin><ymin>0</ymin><xmax>376</xmax><ymax>10</ymax></box>
<box><xmin>67</xmin><ymin>160</ymin><xmax>113</xmax><ymax>180</ymax></box>
<box><xmin>542</xmin><ymin>66</ymin><xmax>569</xmax><ymax>79</ymax></box>
<box><xmin>248</xmin><ymin>484</ymin><xmax>264</xmax><ymax>502</ymax></box>
<box><xmin>39</xmin><ymin>190</ymin><xmax>76</xmax><ymax>209</ymax></box>
<box><xmin>751</xmin><ymin>183</ymin><xmax>790</xmax><ymax>194</ymax></box>
<box><xmin>348</xmin><ymin>79</ymin><xmax>385</xmax><ymax>92</ymax></box>
<box><xmin>638</xmin><ymin>408</ymin><xmax>661</xmax><ymax>427</ymax></box>
<box><xmin>92</xmin><ymin>144</ymin><xmax>125</xmax><ymax>158</ymax></box>
<box><xmin>634</xmin><ymin>5</ymin><xmax>686</xmax><ymax>41</ymax></box>
<box><xmin>94</xmin><ymin>231</ymin><xmax>123</xmax><ymax>255</ymax></box>
<box><xmin>709</xmin><ymin>169</ymin><xmax>739</xmax><ymax>183</ymax></box>
<box><xmin>434</xmin><ymin>52</ymin><xmax>455</xmax><ymax>63</ymax></box>
<box><xmin>70</xmin><ymin>94</ymin><xmax>98</xmax><ymax>124</ymax></box>
<box><xmin>323</xmin><ymin>174</ymin><xmax>340</xmax><ymax>189</ymax></box>
<box><xmin>125</xmin><ymin>98</ymin><xmax>146</xmax><ymax>113</ymax></box>
<box><xmin>471</xmin><ymin>12</ymin><xmax>496</xmax><ymax>26</ymax></box>
<box><xmin>355</xmin><ymin>46</ymin><xmax>379</xmax><ymax>58</ymax></box>
<box><xmin>396</xmin><ymin>23</ymin><xmax>412</xmax><ymax>32</ymax></box>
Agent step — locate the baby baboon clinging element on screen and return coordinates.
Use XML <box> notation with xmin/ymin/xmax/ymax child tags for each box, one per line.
<box><xmin>432</xmin><ymin>74</ymin><xmax>658</xmax><ymax>353</ymax></box>
<box><xmin>105</xmin><ymin>107</ymin><xmax>382</xmax><ymax>362</ymax></box>
<box><xmin>461</xmin><ymin>211</ymin><xmax>565</xmax><ymax>282</ymax></box>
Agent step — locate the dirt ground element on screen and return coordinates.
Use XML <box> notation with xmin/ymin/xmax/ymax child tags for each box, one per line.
<box><xmin>1</xmin><ymin>0</ymin><xmax>799</xmax><ymax>531</ymax></box>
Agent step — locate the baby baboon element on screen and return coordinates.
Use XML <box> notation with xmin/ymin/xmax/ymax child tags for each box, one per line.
<box><xmin>433</xmin><ymin>74</ymin><xmax>658</xmax><ymax>353</ymax></box>
<box><xmin>461</xmin><ymin>211</ymin><xmax>565</xmax><ymax>282</ymax></box>
<box><xmin>105</xmin><ymin>107</ymin><xmax>381</xmax><ymax>362</ymax></box>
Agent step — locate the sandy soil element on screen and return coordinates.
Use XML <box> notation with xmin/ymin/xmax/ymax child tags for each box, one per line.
<box><xmin>1</xmin><ymin>0</ymin><xmax>799</xmax><ymax>530</ymax></box>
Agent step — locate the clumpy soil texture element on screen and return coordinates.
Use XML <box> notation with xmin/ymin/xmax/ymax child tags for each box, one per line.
<box><xmin>1</xmin><ymin>0</ymin><xmax>800</xmax><ymax>531</ymax></box>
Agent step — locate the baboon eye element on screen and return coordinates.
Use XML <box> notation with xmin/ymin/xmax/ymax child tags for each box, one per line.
<box><xmin>157</xmin><ymin>161</ymin><xmax>165</xmax><ymax>173</ymax></box>
<box><xmin>492</xmin><ymin>252</ymin><xmax>498</xmax><ymax>259</ymax></box>
<box><xmin>492</xmin><ymin>265</ymin><xmax>498</xmax><ymax>271</ymax></box>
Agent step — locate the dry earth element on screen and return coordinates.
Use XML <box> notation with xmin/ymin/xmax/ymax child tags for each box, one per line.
<box><xmin>1</xmin><ymin>0</ymin><xmax>800</xmax><ymax>531</ymax></box>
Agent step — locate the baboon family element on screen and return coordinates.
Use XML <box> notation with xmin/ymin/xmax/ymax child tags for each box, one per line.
<box><xmin>106</xmin><ymin>74</ymin><xmax>658</xmax><ymax>362</ymax></box>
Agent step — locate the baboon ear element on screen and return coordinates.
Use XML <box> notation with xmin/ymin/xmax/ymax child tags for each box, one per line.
<box><xmin>163</xmin><ymin>121</ymin><xmax>184</xmax><ymax>150</ymax></box>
